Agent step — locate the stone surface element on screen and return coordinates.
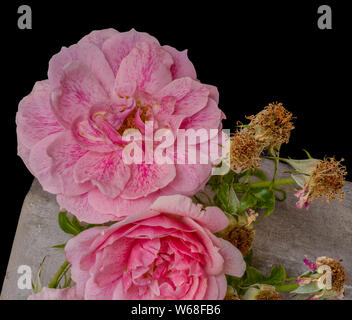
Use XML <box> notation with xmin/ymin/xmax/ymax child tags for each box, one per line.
<box><xmin>1</xmin><ymin>160</ymin><xmax>351</xmax><ymax>299</ymax></box>
<box><xmin>0</xmin><ymin>179</ymin><xmax>71</xmax><ymax>300</ymax></box>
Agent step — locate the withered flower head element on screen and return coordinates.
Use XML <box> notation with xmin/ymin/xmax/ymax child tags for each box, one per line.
<box><xmin>225</xmin><ymin>225</ymin><xmax>255</xmax><ymax>258</ymax></box>
<box><xmin>255</xmin><ymin>289</ymin><xmax>282</xmax><ymax>300</ymax></box>
<box><xmin>294</xmin><ymin>157</ymin><xmax>347</xmax><ymax>209</ymax></box>
<box><xmin>296</xmin><ymin>256</ymin><xmax>347</xmax><ymax>300</ymax></box>
<box><xmin>225</xmin><ymin>286</ymin><xmax>241</xmax><ymax>300</ymax></box>
<box><xmin>230</xmin><ymin>128</ymin><xmax>264</xmax><ymax>172</ymax></box>
<box><xmin>247</xmin><ymin>102</ymin><xmax>295</xmax><ymax>148</ymax></box>
<box><xmin>309</xmin><ymin>157</ymin><xmax>347</xmax><ymax>203</ymax></box>
<box><xmin>243</xmin><ymin>284</ymin><xmax>281</xmax><ymax>300</ymax></box>
<box><xmin>316</xmin><ymin>256</ymin><xmax>347</xmax><ymax>293</ymax></box>
<box><xmin>219</xmin><ymin>211</ymin><xmax>257</xmax><ymax>257</ymax></box>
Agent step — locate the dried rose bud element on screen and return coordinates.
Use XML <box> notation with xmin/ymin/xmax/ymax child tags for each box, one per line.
<box><xmin>219</xmin><ymin>212</ymin><xmax>257</xmax><ymax>257</ymax></box>
<box><xmin>225</xmin><ymin>286</ymin><xmax>241</xmax><ymax>300</ymax></box>
<box><xmin>243</xmin><ymin>284</ymin><xmax>281</xmax><ymax>300</ymax></box>
<box><xmin>308</xmin><ymin>158</ymin><xmax>346</xmax><ymax>203</ymax></box>
<box><xmin>230</xmin><ymin>128</ymin><xmax>264</xmax><ymax>172</ymax></box>
<box><xmin>246</xmin><ymin>102</ymin><xmax>295</xmax><ymax>148</ymax></box>
<box><xmin>294</xmin><ymin>256</ymin><xmax>347</xmax><ymax>300</ymax></box>
<box><xmin>288</xmin><ymin>157</ymin><xmax>347</xmax><ymax>209</ymax></box>
<box><xmin>316</xmin><ymin>257</ymin><xmax>347</xmax><ymax>295</ymax></box>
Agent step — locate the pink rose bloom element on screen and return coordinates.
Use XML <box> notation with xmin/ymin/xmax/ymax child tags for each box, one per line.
<box><xmin>16</xmin><ymin>28</ymin><xmax>224</xmax><ymax>223</ymax></box>
<box><xmin>28</xmin><ymin>287</ymin><xmax>80</xmax><ymax>300</ymax></box>
<box><xmin>65</xmin><ymin>195</ymin><xmax>246</xmax><ymax>300</ymax></box>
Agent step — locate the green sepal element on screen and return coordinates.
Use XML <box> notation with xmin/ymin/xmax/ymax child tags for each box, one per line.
<box><xmin>275</xmin><ymin>283</ymin><xmax>299</xmax><ymax>292</ymax></box>
<box><xmin>58</xmin><ymin>211</ymin><xmax>81</xmax><ymax>236</ymax></box>
<box><xmin>292</xmin><ymin>281</ymin><xmax>321</xmax><ymax>294</ymax></box>
<box><xmin>284</xmin><ymin>158</ymin><xmax>319</xmax><ymax>175</ymax></box>
<box><xmin>51</xmin><ymin>243</ymin><xmax>66</xmax><ymax>249</ymax></box>
<box><xmin>31</xmin><ymin>256</ymin><xmax>47</xmax><ymax>294</ymax></box>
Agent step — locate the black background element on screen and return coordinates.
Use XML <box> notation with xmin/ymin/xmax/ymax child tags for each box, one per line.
<box><xmin>1</xmin><ymin>1</ymin><xmax>351</xmax><ymax>292</ymax></box>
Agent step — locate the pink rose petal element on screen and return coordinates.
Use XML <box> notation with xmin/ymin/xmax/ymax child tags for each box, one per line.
<box><xmin>74</xmin><ymin>151</ymin><xmax>130</xmax><ymax>198</ymax></box>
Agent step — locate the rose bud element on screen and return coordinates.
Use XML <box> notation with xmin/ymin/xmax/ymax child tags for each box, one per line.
<box><xmin>243</xmin><ymin>284</ymin><xmax>281</xmax><ymax>300</ymax></box>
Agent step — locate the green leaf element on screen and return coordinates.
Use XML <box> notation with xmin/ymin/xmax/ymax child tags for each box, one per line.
<box><xmin>228</xmin><ymin>186</ymin><xmax>240</xmax><ymax>214</ymax></box>
<box><xmin>245</xmin><ymin>266</ymin><xmax>266</xmax><ymax>284</ymax></box>
<box><xmin>252</xmin><ymin>188</ymin><xmax>274</xmax><ymax>203</ymax></box>
<box><xmin>238</xmin><ymin>169</ymin><xmax>250</xmax><ymax>180</ymax></box>
<box><xmin>239</xmin><ymin>192</ymin><xmax>257</xmax><ymax>212</ymax></box>
<box><xmin>266</xmin><ymin>265</ymin><xmax>286</xmax><ymax>285</ymax></box>
<box><xmin>263</xmin><ymin>204</ymin><xmax>275</xmax><ymax>217</ymax></box>
<box><xmin>58</xmin><ymin>211</ymin><xmax>81</xmax><ymax>236</ymax></box>
<box><xmin>251</xmin><ymin>188</ymin><xmax>276</xmax><ymax>216</ymax></box>
<box><xmin>213</xmin><ymin>185</ymin><xmax>230</xmax><ymax>212</ymax></box>
<box><xmin>251</xmin><ymin>168</ymin><xmax>268</xmax><ymax>181</ymax></box>
<box><xmin>244</xmin><ymin>249</ymin><xmax>253</xmax><ymax>265</ymax></box>
<box><xmin>206</xmin><ymin>175</ymin><xmax>221</xmax><ymax>189</ymax></box>
<box><xmin>233</xmin><ymin>183</ymin><xmax>248</xmax><ymax>194</ymax></box>
<box><xmin>243</xmin><ymin>265</ymin><xmax>287</xmax><ymax>287</ymax></box>
<box><xmin>227</xmin><ymin>264</ymin><xmax>290</xmax><ymax>296</ymax></box>
<box><xmin>223</xmin><ymin>170</ymin><xmax>236</xmax><ymax>185</ymax></box>
<box><xmin>226</xmin><ymin>275</ymin><xmax>242</xmax><ymax>289</ymax></box>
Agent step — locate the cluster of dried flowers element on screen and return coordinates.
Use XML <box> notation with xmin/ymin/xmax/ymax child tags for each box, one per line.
<box><xmin>211</xmin><ymin>102</ymin><xmax>348</xmax><ymax>300</ymax></box>
<box><xmin>230</xmin><ymin>102</ymin><xmax>295</xmax><ymax>173</ymax></box>
<box><xmin>229</xmin><ymin>102</ymin><xmax>346</xmax><ymax>210</ymax></box>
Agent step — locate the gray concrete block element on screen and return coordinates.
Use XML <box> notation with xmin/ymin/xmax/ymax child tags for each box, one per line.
<box><xmin>1</xmin><ymin>179</ymin><xmax>71</xmax><ymax>300</ymax></box>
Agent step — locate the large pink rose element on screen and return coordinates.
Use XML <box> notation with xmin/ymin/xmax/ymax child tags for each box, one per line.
<box><xmin>65</xmin><ymin>195</ymin><xmax>245</xmax><ymax>300</ymax></box>
<box><xmin>16</xmin><ymin>28</ymin><xmax>224</xmax><ymax>223</ymax></box>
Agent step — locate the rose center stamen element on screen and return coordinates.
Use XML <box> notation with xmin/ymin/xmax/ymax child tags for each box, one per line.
<box><xmin>117</xmin><ymin>104</ymin><xmax>151</xmax><ymax>136</ymax></box>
